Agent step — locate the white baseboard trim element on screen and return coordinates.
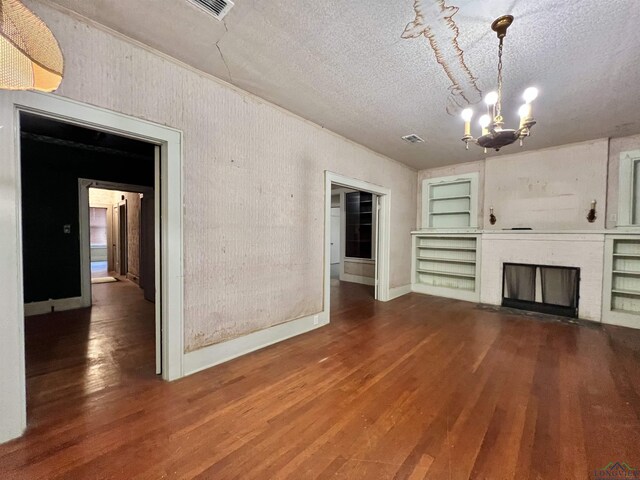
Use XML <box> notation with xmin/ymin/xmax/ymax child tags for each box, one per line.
<box><xmin>24</xmin><ymin>296</ymin><xmax>85</xmax><ymax>317</ymax></box>
<box><xmin>183</xmin><ymin>311</ymin><xmax>329</xmax><ymax>376</ymax></box>
<box><xmin>339</xmin><ymin>273</ymin><xmax>375</xmax><ymax>286</ymax></box>
<box><xmin>387</xmin><ymin>284</ymin><xmax>411</xmax><ymax>301</ymax></box>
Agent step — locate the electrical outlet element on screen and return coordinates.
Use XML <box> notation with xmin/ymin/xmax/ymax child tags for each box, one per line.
<box><xmin>63</xmin><ymin>224</ymin><xmax>71</xmax><ymax>234</ymax></box>
<box><xmin>610</xmin><ymin>213</ymin><xmax>617</xmax><ymax>222</ymax></box>
<box><xmin>313</xmin><ymin>315</ymin><xmax>319</xmax><ymax>325</ymax></box>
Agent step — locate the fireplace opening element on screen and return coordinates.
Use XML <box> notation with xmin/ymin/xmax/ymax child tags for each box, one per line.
<box><xmin>502</xmin><ymin>263</ymin><xmax>580</xmax><ymax>318</ymax></box>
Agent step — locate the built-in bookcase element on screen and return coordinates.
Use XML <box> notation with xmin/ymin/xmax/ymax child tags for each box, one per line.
<box><xmin>428</xmin><ymin>181</ymin><xmax>472</xmax><ymax>228</ymax></box>
<box><xmin>345</xmin><ymin>191</ymin><xmax>373</xmax><ymax>259</ymax></box>
<box><xmin>411</xmin><ymin>233</ymin><xmax>480</xmax><ymax>302</ymax></box>
<box><xmin>611</xmin><ymin>239</ymin><xmax>640</xmax><ymax>313</ymax></box>
<box><xmin>603</xmin><ymin>235</ymin><xmax>640</xmax><ymax>328</ymax></box>
<box><xmin>422</xmin><ymin>173</ymin><xmax>478</xmax><ymax>229</ymax></box>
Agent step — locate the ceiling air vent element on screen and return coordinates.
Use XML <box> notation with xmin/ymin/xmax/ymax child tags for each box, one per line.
<box><xmin>402</xmin><ymin>134</ymin><xmax>425</xmax><ymax>144</ymax></box>
<box><xmin>189</xmin><ymin>0</ymin><xmax>235</xmax><ymax>20</ymax></box>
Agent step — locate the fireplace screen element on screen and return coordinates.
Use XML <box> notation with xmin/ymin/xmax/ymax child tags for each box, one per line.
<box><xmin>502</xmin><ymin>263</ymin><xmax>580</xmax><ymax>318</ymax></box>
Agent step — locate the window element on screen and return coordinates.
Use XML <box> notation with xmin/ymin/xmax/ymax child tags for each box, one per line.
<box><xmin>345</xmin><ymin>191</ymin><xmax>374</xmax><ymax>259</ymax></box>
<box><xmin>617</xmin><ymin>150</ymin><xmax>640</xmax><ymax>226</ymax></box>
<box><xmin>422</xmin><ymin>173</ymin><xmax>478</xmax><ymax>229</ymax></box>
<box><xmin>89</xmin><ymin>207</ymin><xmax>108</xmax><ymax>247</ymax></box>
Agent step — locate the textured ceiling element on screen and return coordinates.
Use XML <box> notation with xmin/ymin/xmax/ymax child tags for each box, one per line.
<box><xmin>42</xmin><ymin>0</ymin><xmax>640</xmax><ymax>169</ymax></box>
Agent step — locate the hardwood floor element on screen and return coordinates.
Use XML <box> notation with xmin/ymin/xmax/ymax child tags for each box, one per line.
<box><xmin>1</xmin><ymin>280</ymin><xmax>640</xmax><ymax>479</ymax></box>
<box><xmin>23</xmin><ymin>279</ymin><xmax>156</xmax><ymax>412</ymax></box>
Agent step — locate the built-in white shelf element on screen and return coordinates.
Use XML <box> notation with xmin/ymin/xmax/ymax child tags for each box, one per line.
<box><xmin>430</xmin><ymin>195</ymin><xmax>471</xmax><ymax>202</ymax></box>
<box><xmin>412</xmin><ymin>233</ymin><xmax>480</xmax><ymax>301</ymax></box>
<box><xmin>416</xmin><ymin>269</ymin><xmax>476</xmax><ymax>279</ymax></box>
<box><xmin>423</xmin><ymin>174</ymin><xmax>478</xmax><ymax>229</ymax></box>
<box><xmin>417</xmin><ymin>256</ymin><xmax>476</xmax><ymax>264</ymax></box>
<box><xmin>612</xmin><ymin>289</ymin><xmax>640</xmax><ymax>297</ymax></box>
<box><xmin>603</xmin><ymin>236</ymin><xmax>640</xmax><ymax>327</ymax></box>
<box><xmin>430</xmin><ymin>211</ymin><xmax>470</xmax><ymax>216</ymax></box>
<box><xmin>417</xmin><ymin>246</ymin><xmax>476</xmax><ymax>251</ymax></box>
<box><xmin>613</xmin><ymin>270</ymin><xmax>640</xmax><ymax>276</ymax></box>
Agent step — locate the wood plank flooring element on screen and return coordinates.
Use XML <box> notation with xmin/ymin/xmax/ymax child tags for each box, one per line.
<box><xmin>1</xmin><ymin>280</ymin><xmax>640</xmax><ymax>479</ymax></box>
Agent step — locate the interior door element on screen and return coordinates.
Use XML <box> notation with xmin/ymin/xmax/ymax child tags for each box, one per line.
<box><xmin>140</xmin><ymin>192</ymin><xmax>156</xmax><ymax>303</ymax></box>
<box><xmin>113</xmin><ymin>203</ymin><xmax>120</xmax><ymax>274</ymax></box>
<box><xmin>330</xmin><ymin>207</ymin><xmax>340</xmax><ymax>264</ymax></box>
<box><xmin>153</xmin><ymin>145</ymin><xmax>161</xmax><ymax>375</ymax></box>
<box><xmin>105</xmin><ymin>205</ymin><xmax>113</xmax><ymax>272</ymax></box>
<box><xmin>118</xmin><ymin>201</ymin><xmax>127</xmax><ymax>276</ymax></box>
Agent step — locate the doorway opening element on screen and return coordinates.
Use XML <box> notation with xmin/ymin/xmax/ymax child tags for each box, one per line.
<box><xmin>324</xmin><ymin>172</ymin><xmax>391</xmax><ymax>316</ymax></box>
<box><xmin>83</xmin><ymin>182</ymin><xmax>156</xmax><ymax>303</ymax></box>
<box><xmin>89</xmin><ymin>204</ymin><xmax>111</xmax><ymax>280</ymax></box>
<box><xmin>2</xmin><ymin>92</ymin><xmax>183</xmax><ymax>442</ymax></box>
<box><xmin>330</xmin><ymin>185</ymin><xmax>378</xmax><ymax>303</ymax></box>
<box><xmin>20</xmin><ymin>111</ymin><xmax>158</xmax><ymax>417</ymax></box>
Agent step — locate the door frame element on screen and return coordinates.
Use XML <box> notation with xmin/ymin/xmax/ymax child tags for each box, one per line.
<box><xmin>1</xmin><ymin>91</ymin><xmax>184</xmax><ymax>443</ymax></box>
<box><xmin>80</xmin><ymin>180</ymin><xmax>158</xmax><ymax>374</ymax></box>
<box><xmin>324</xmin><ymin>171</ymin><xmax>391</xmax><ymax>314</ymax></box>
<box><xmin>80</xmin><ymin>179</ymin><xmax>153</xmax><ymax>303</ymax></box>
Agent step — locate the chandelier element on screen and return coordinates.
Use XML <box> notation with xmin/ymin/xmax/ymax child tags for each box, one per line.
<box><xmin>461</xmin><ymin>15</ymin><xmax>537</xmax><ymax>152</ymax></box>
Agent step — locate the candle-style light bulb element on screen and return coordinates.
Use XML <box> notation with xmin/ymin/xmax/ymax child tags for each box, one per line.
<box><xmin>484</xmin><ymin>91</ymin><xmax>498</xmax><ymax>106</ymax></box>
<box><xmin>518</xmin><ymin>104</ymin><xmax>531</xmax><ymax>129</ymax></box>
<box><xmin>521</xmin><ymin>87</ymin><xmax>538</xmax><ymax>127</ymax></box>
<box><xmin>484</xmin><ymin>91</ymin><xmax>499</xmax><ymax>120</ymax></box>
<box><xmin>461</xmin><ymin>108</ymin><xmax>473</xmax><ymax>137</ymax></box>
<box><xmin>479</xmin><ymin>114</ymin><xmax>491</xmax><ymax>136</ymax></box>
<box><xmin>523</xmin><ymin>87</ymin><xmax>539</xmax><ymax>104</ymax></box>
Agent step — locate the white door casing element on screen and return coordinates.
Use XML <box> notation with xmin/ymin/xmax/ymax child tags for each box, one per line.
<box><xmin>324</xmin><ymin>171</ymin><xmax>391</xmax><ymax>316</ymax></box>
<box><xmin>0</xmin><ymin>91</ymin><xmax>184</xmax><ymax>444</ymax></box>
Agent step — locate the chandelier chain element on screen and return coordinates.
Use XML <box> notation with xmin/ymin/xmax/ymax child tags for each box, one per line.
<box><xmin>496</xmin><ymin>37</ymin><xmax>503</xmax><ymax>120</ymax></box>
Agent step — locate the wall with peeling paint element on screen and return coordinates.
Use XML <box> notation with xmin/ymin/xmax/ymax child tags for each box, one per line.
<box><xmin>14</xmin><ymin>2</ymin><xmax>417</xmax><ymax>352</ymax></box>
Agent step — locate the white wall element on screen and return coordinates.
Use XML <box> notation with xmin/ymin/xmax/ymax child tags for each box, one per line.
<box><xmin>344</xmin><ymin>261</ymin><xmax>375</xmax><ymax>278</ymax></box>
<box><xmin>36</xmin><ymin>0</ymin><xmax>415</xmax><ymax>349</ymax></box>
<box><xmin>483</xmin><ymin>140</ymin><xmax>609</xmax><ymax>230</ymax></box>
<box><xmin>0</xmin><ymin>0</ymin><xmax>417</xmax><ymax>443</ymax></box>
<box><xmin>417</xmin><ymin>139</ymin><xmax>616</xmax><ymax>231</ymax></box>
